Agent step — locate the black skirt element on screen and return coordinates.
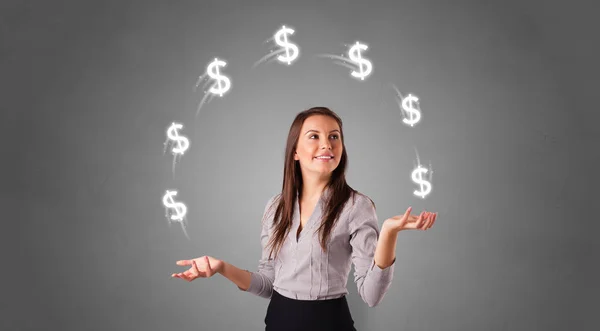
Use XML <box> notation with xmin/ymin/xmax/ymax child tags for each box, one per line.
<box><xmin>265</xmin><ymin>289</ymin><xmax>357</xmax><ymax>331</ymax></box>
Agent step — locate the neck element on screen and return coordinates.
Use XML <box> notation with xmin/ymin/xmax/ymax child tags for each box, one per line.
<box><xmin>300</xmin><ymin>177</ymin><xmax>329</xmax><ymax>202</ymax></box>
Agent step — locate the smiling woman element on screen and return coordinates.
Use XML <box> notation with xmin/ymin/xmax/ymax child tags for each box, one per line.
<box><xmin>241</xmin><ymin>107</ymin><xmax>394</xmax><ymax>331</ymax></box>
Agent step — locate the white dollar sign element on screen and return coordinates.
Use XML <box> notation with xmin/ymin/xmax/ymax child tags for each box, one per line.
<box><xmin>274</xmin><ymin>26</ymin><xmax>299</xmax><ymax>65</ymax></box>
<box><xmin>166</xmin><ymin>122</ymin><xmax>189</xmax><ymax>155</ymax></box>
<box><xmin>402</xmin><ymin>94</ymin><xmax>421</xmax><ymax>127</ymax></box>
<box><xmin>348</xmin><ymin>42</ymin><xmax>373</xmax><ymax>80</ymax></box>
<box><xmin>207</xmin><ymin>58</ymin><xmax>231</xmax><ymax>96</ymax></box>
<box><xmin>163</xmin><ymin>190</ymin><xmax>187</xmax><ymax>221</ymax></box>
<box><xmin>411</xmin><ymin>165</ymin><xmax>432</xmax><ymax>199</ymax></box>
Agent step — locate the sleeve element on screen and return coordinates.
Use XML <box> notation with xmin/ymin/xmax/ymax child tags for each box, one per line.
<box><xmin>237</xmin><ymin>195</ymin><xmax>278</xmax><ymax>299</ymax></box>
<box><xmin>349</xmin><ymin>194</ymin><xmax>396</xmax><ymax>307</ymax></box>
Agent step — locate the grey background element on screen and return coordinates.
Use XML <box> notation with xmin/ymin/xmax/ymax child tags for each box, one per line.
<box><xmin>4</xmin><ymin>0</ymin><xmax>599</xmax><ymax>330</ymax></box>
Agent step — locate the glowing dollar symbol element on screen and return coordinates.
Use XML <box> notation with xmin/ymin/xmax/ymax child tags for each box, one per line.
<box><xmin>348</xmin><ymin>41</ymin><xmax>373</xmax><ymax>80</ymax></box>
<box><xmin>207</xmin><ymin>58</ymin><xmax>231</xmax><ymax>97</ymax></box>
<box><xmin>411</xmin><ymin>165</ymin><xmax>432</xmax><ymax>199</ymax></box>
<box><xmin>274</xmin><ymin>25</ymin><xmax>299</xmax><ymax>65</ymax></box>
<box><xmin>166</xmin><ymin>122</ymin><xmax>189</xmax><ymax>155</ymax></box>
<box><xmin>402</xmin><ymin>94</ymin><xmax>421</xmax><ymax>127</ymax></box>
<box><xmin>163</xmin><ymin>190</ymin><xmax>187</xmax><ymax>221</ymax></box>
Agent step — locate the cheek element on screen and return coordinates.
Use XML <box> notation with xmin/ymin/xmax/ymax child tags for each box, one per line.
<box><xmin>300</xmin><ymin>143</ymin><xmax>316</xmax><ymax>155</ymax></box>
<box><xmin>297</xmin><ymin>148</ymin><xmax>311</xmax><ymax>160</ymax></box>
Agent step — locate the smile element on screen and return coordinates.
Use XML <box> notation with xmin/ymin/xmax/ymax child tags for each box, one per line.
<box><xmin>315</xmin><ymin>156</ymin><xmax>334</xmax><ymax>161</ymax></box>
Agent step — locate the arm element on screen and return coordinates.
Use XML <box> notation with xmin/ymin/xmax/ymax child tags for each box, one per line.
<box><xmin>218</xmin><ymin>261</ymin><xmax>253</xmax><ymax>291</ymax></box>
<box><xmin>349</xmin><ymin>195</ymin><xmax>396</xmax><ymax>308</ymax></box>
<box><xmin>224</xmin><ymin>195</ymin><xmax>277</xmax><ymax>299</ymax></box>
<box><xmin>374</xmin><ymin>224</ymin><xmax>398</xmax><ymax>269</ymax></box>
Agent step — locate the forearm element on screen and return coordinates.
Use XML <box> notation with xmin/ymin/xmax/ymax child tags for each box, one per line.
<box><xmin>374</xmin><ymin>226</ymin><xmax>398</xmax><ymax>269</ymax></box>
<box><xmin>218</xmin><ymin>261</ymin><xmax>252</xmax><ymax>291</ymax></box>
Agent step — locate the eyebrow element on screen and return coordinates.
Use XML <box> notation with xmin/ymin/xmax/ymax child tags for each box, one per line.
<box><xmin>305</xmin><ymin>129</ymin><xmax>340</xmax><ymax>135</ymax></box>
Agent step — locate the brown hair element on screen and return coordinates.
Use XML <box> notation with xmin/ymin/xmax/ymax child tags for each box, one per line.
<box><xmin>264</xmin><ymin>107</ymin><xmax>374</xmax><ymax>260</ymax></box>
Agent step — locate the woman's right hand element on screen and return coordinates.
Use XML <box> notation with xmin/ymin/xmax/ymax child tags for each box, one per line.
<box><xmin>171</xmin><ymin>256</ymin><xmax>224</xmax><ymax>282</ymax></box>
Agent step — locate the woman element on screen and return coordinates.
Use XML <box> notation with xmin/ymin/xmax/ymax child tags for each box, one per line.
<box><xmin>172</xmin><ymin>107</ymin><xmax>437</xmax><ymax>330</ymax></box>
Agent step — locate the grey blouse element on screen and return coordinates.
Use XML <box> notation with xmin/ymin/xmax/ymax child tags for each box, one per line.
<box><xmin>239</xmin><ymin>188</ymin><xmax>396</xmax><ymax>307</ymax></box>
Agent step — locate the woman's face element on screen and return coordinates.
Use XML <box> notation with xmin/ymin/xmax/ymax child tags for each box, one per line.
<box><xmin>294</xmin><ymin>115</ymin><xmax>342</xmax><ymax>176</ymax></box>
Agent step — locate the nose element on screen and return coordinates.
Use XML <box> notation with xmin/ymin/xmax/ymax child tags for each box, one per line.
<box><xmin>321</xmin><ymin>139</ymin><xmax>332</xmax><ymax>150</ymax></box>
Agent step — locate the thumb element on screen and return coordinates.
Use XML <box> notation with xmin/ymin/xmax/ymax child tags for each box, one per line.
<box><xmin>402</xmin><ymin>207</ymin><xmax>412</xmax><ymax>222</ymax></box>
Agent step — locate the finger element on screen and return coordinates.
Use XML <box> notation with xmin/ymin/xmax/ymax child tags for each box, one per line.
<box><xmin>192</xmin><ymin>260</ymin><xmax>209</xmax><ymax>277</ymax></box>
<box><xmin>188</xmin><ymin>268</ymin><xmax>208</xmax><ymax>279</ymax></box>
<box><xmin>421</xmin><ymin>212</ymin><xmax>428</xmax><ymax>228</ymax></box>
<box><xmin>399</xmin><ymin>206</ymin><xmax>412</xmax><ymax>226</ymax></box>
<box><xmin>424</xmin><ymin>212</ymin><xmax>433</xmax><ymax>229</ymax></box>
<box><xmin>426</xmin><ymin>212</ymin><xmax>434</xmax><ymax>228</ymax></box>
<box><xmin>176</xmin><ymin>260</ymin><xmax>190</xmax><ymax>266</ymax></box>
<box><xmin>205</xmin><ymin>256</ymin><xmax>213</xmax><ymax>276</ymax></box>
<box><xmin>191</xmin><ymin>260</ymin><xmax>200</xmax><ymax>276</ymax></box>
<box><xmin>181</xmin><ymin>271</ymin><xmax>195</xmax><ymax>282</ymax></box>
<box><xmin>418</xmin><ymin>211</ymin><xmax>426</xmax><ymax>228</ymax></box>
<box><xmin>429</xmin><ymin>212</ymin><xmax>437</xmax><ymax>229</ymax></box>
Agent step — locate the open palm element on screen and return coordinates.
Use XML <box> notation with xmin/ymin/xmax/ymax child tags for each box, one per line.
<box><xmin>383</xmin><ymin>207</ymin><xmax>437</xmax><ymax>233</ymax></box>
<box><xmin>171</xmin><ymin>256</ymin><xmax>223</xmax><ymax>282</ymax></box>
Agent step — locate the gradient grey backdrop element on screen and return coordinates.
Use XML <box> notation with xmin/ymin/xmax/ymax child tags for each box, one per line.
<box><xmin>5</xmin><ymin>0</ymin><xmax>599</xmax><ymax>330</ymax></box>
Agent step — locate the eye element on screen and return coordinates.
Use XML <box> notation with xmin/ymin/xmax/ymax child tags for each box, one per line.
<box><xmin>309</xmin><ymin>134</ymin><xmax>340</xmax><ymax>139</ymax></box>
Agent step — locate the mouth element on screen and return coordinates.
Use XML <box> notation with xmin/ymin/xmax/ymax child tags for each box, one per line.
<box><xmin>314</xmin><ymin>156</ymin><xmax>334</xmax><ymax>162</ymax></box>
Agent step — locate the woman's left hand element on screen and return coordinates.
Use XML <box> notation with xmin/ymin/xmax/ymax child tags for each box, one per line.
<box><xmin>383</xmin><ymin>207</ymin><xmax>437</xmax><ymax>234</ymax></box>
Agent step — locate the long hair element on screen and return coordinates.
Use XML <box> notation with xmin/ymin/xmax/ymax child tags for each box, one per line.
<box><xmin>264</xmin><ymin>107</ymin><xmax>373</xmax><ymax>260</ymax></box>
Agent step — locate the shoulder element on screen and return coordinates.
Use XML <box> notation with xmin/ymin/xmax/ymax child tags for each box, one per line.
<box><xmin>267</xmin><ymin>193</ymin><xmax>282</xmax><ymax>209</ymax></box>
<box><xmin>261</xmin><ymin>193</ymin><xmax>282</xmax><ymax>224</ymax></box>
<box><xmin>347</xmin><ymin>192</ymin><xmax>379</xmax><ymax>233</ymax></box>
<box><xmin>349</xmin><ymin>191</ymin><xmax>376</xmax><ymax>212</ymax></box>
<box><xmin>347</xmin><ymin>191</ymin><xmax>377</xmax><ymax>228</ymax></box>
